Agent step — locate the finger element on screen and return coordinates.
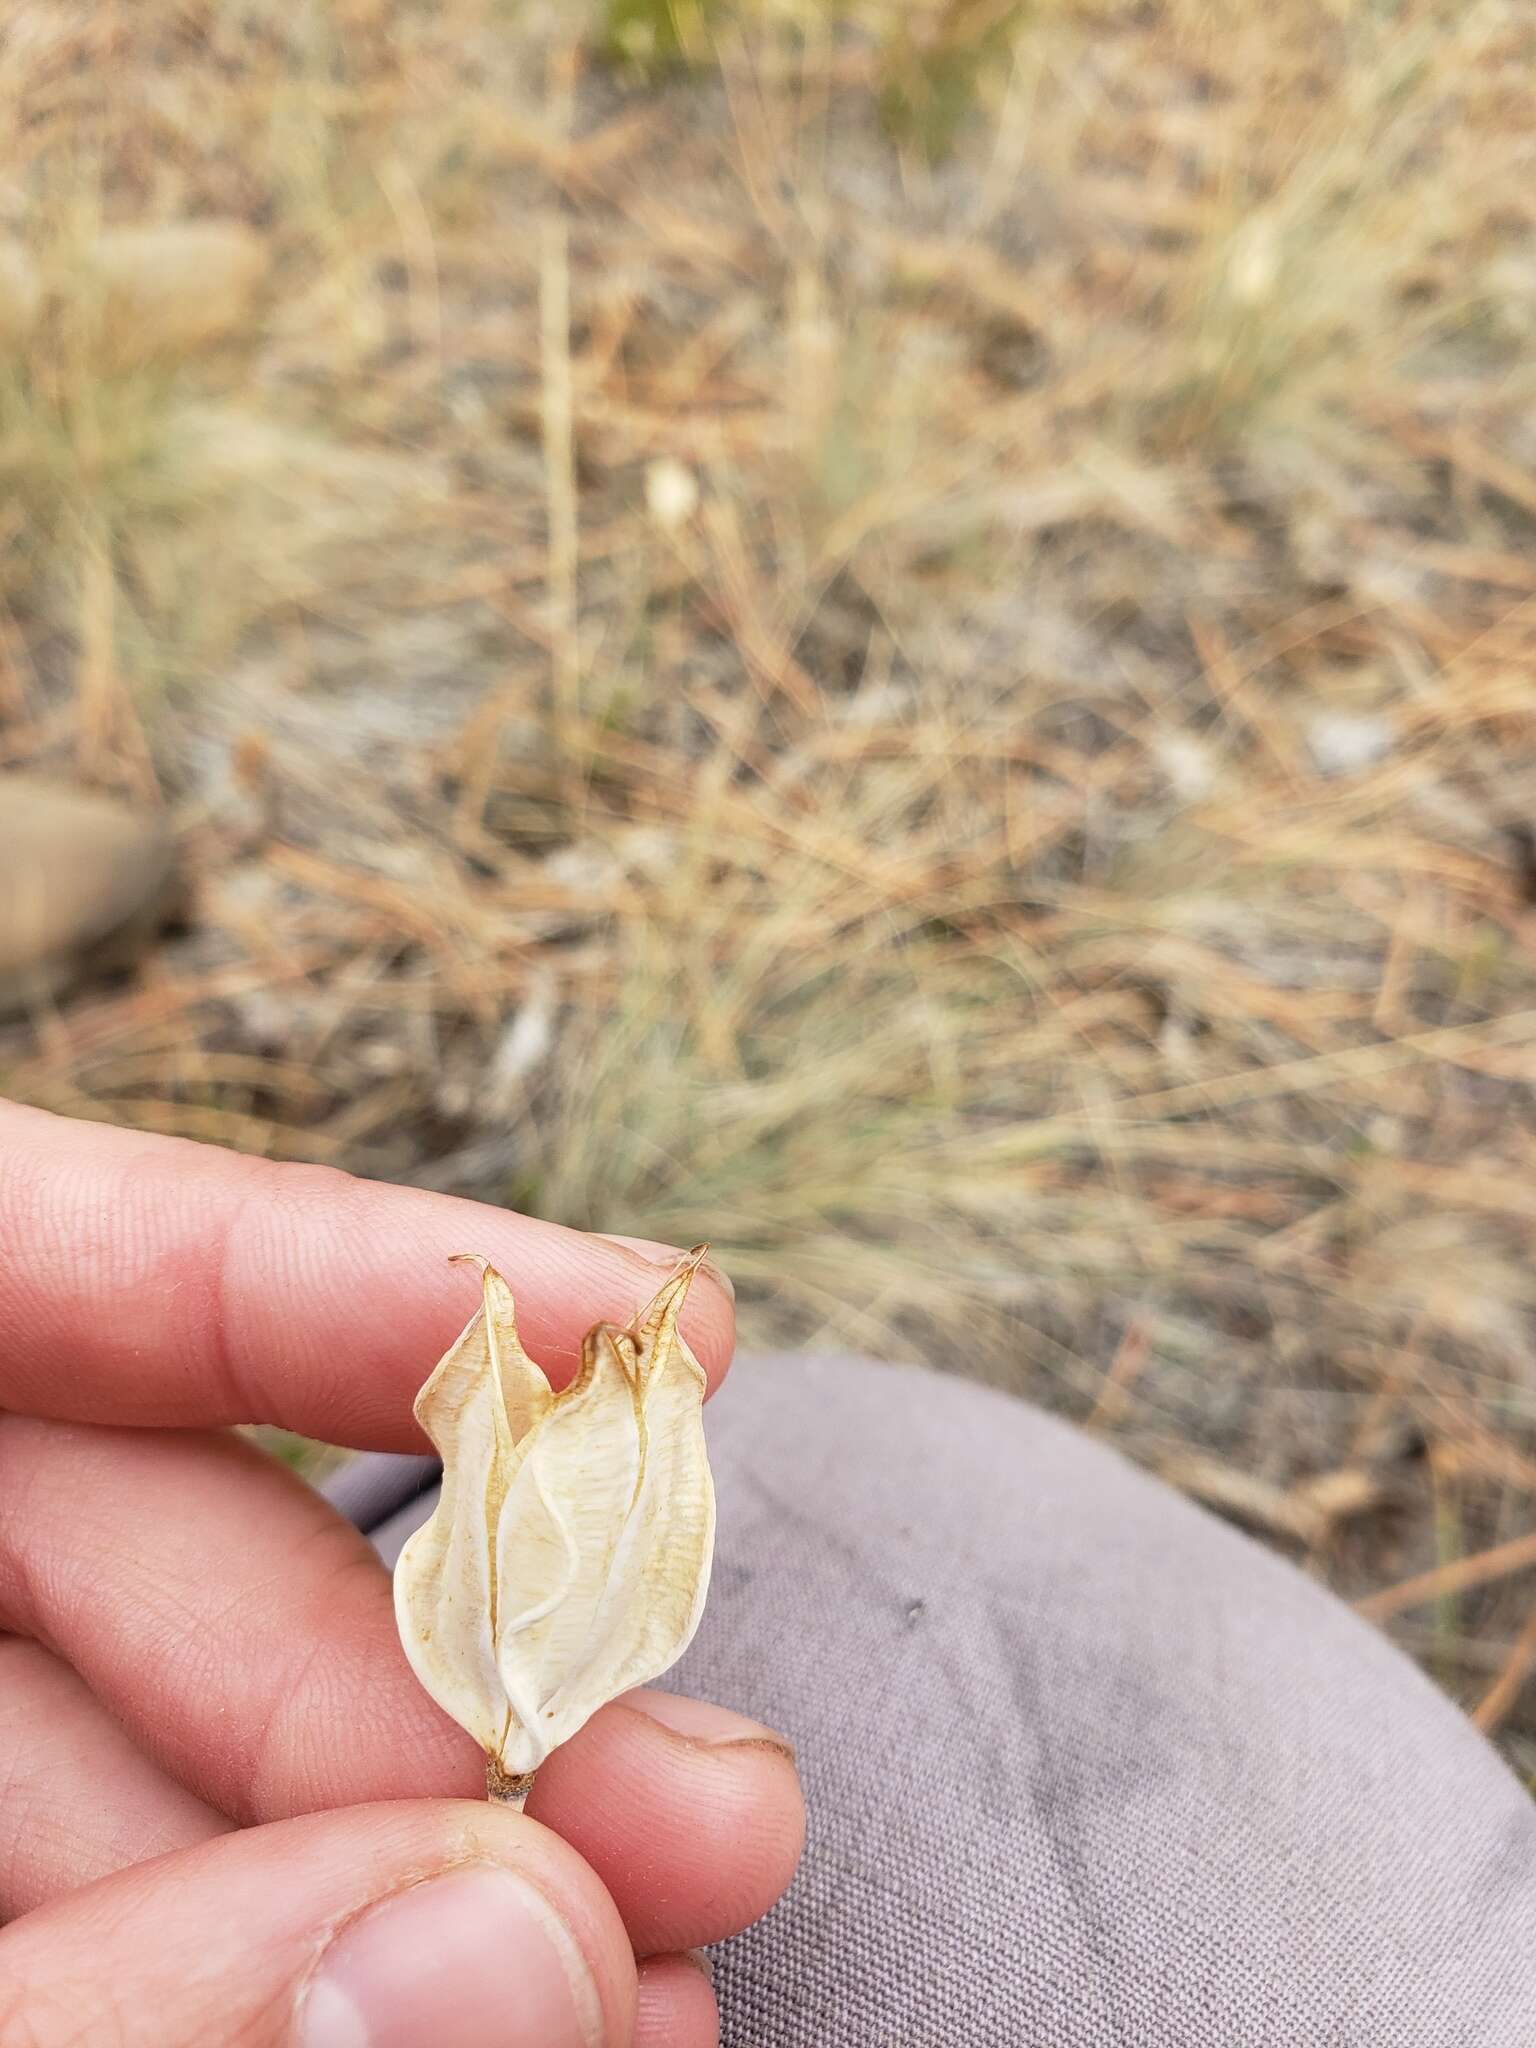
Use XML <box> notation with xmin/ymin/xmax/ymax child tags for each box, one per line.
<box><xmin>0</xmin><ymin>1101</ymin><xmax>733</xmax><ymax>1445</ymax></box>
<box><xmin>0</xmin><ymin>1418</ymin><xmax>442</xmax><ymax>1821</ymax></box>
<box><xmin>634</xmin><ymin>1954</ymin><xmax>719</xmax><ymax>2048</ymax></box>
<box><xmin>532</xmin><ymin>1691</ymin><xmax>804</xmax><ymax>1953</ymax></box>
<box><xmin>0</xmin><ymin>1800</ymin><xmax>637</xmax><ymax>2047</ymax></box>
<box><xmin>0</xmin><ymin>1637</ymin><xmax>228</xmax><ymax>1919</ymax></box>
<box><xmin>0</xmin><ymin>1418</ymin><xmax>804</xmax><ymax>1952</ymax></box>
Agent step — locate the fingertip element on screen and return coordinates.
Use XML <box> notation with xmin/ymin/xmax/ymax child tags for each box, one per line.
<box><xmin>634</xmin><ymin>1952</ymin><xmax>720</xmax><ymax>2048</ymax></box>
<box><xmin>527</xmin><ymin>1693</ymin><xmax>804</xmax><ymax>1952</ymax></box>
<box><xmin>0</xmin><ymin>1800</ymin><xmax>640</xmax><ymax>2048</ymax></box>
<box><xmin>302</xmin><ymin>1804</ymin><xmax>640</xmax><ymax>2048</ymax></box>
<box><xmin>298</xmin><ymin>1861</ymin><xmax>609</xmax><ymax>2048</ymax></box>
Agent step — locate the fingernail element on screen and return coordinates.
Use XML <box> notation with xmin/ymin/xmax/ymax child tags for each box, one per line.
<box><xmin>299</xmin><ymin>1864</ymin><xmax>603</xmax><ymax>2048</ymax></box>
<box><xmin>681</xmin><ymin>1947</ymin><xmax>715</xmax><ymax>1983</ymax></box>
<box><xmin>620</xmin><ymin>1688</ymin><xmax>795</xmax><ymax>1761</ymax></box>
<box><xmin>597</xmin><ymin>1234</ymin><xmax>736</xmax><ymax>1302</ymax></box>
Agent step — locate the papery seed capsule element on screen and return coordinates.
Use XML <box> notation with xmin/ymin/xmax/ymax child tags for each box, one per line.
<box><xmin>394</xmin><ymin>1251</ymin><xmax>716</xmax><ymax>1791</ymax></box>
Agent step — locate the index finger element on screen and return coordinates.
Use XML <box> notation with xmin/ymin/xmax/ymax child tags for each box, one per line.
<box><xmin>0</xmin><ymin>1102</ymin><xmax>734</xmax><ymax>1446</ymax></box>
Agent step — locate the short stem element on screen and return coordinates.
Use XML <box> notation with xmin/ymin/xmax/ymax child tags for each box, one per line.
<box><xmin>486</xmin><ymin>1755</ymin><xmax>536</xmax><ymax>1811</ymax></box>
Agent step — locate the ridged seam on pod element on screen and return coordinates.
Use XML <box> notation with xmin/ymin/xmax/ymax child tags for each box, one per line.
<box><xmin>393</xmin><ymin>1248</ymin><xmax>717</xmax><ymax>1805</ymax></box>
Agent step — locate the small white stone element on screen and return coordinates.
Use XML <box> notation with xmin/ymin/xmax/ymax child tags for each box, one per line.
<box><xmin>1152</xmin><ymin>732</ymin><xmax>1215</xmax><ymax>802</ymax></box>
<box><xmin>645</xmin><ymin>457</ymin><xmax>700</xmax><ymax>531</ymax></box>
<box><xmin>483</xmin><ymin>978</ymin><xmax>555</xmax><ymax>1110</ymax></box>
<box><xmin>1307</xmin><ymin>711</ymin><xmax>1392</xmax><ymax>779</ymax></box>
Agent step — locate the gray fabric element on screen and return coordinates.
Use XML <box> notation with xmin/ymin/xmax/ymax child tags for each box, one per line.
<box><xmin>321</xmin><ymin>1450</ymin><xmax>437</xmax><ymax>1532</ymax></box>
<box><xmin>338</xmin><ymin>1353</ymin><xmax>1536</xmax><ymax>2045</ymax></box>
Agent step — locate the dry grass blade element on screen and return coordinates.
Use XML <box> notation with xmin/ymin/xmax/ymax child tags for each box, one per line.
<box><xmin>1472</xmin><ymin>1607</ymin><xmax>1536</xmax><ymax>1739</ymax></box>
<box><xmin>1161</xmin><ymin>1453</ymin><xmax>1388</xmax><ymax>1550</ymax></box>
<box><xmin>1357</xmin><ymin>1532</ymin><xmax>1536</xmax><ymax>1626</ymax></box>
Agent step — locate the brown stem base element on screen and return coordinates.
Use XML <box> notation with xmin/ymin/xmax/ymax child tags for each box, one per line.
<box><xmin>486</xmin><ymin>1755</ymin><xmax>536</xmax><ymax>1811</ymax></box>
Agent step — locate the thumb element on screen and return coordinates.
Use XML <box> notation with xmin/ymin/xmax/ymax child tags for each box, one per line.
<box><xmin>0</xmin><ymin>1799</ymin><xmax>636</xmax><ymax>2048</ymax></box>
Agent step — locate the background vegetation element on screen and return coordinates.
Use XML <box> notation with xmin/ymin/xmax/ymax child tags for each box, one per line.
<box><xmin>3</xmin><ymin>0</ymin><xmax>1536</xmax><ymax>1775</ymax></box>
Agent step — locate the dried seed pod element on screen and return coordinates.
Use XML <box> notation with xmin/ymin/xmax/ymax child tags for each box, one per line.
<box><xmin>394</xmin><ymin>1249</ymin><xmax>716</xmax><ymax>1804</ymax></box>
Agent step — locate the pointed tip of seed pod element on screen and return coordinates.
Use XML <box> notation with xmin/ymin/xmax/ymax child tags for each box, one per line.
<box><xmin>638</xmin><ymin>1253</ymin><xmax>703</xmax><ymax>1320</ymax></box>
<box><xmin>622</xmin><ymin>1249</ymin><xmax>715</xmax><ymax>1384</ymax></box>
<box><xmin>448</xmin><ymin>1252</ymin><xmax>516</xmax><ymax>1305</ymax></box>
<box><xmin>668</xmin><ymin>1245</ymin><xmax>711</xmax><ymax>1289</ymax></box>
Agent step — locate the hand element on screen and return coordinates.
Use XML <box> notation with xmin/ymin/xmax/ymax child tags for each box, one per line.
<box><xmin>0</xmin><ymin>1103</ymin><xmax>803</xmax><ymax>2046</ymax></box>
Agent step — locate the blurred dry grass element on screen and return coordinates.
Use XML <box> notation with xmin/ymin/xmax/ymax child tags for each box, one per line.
<box><xmin>3</xmin><ymin>0</ymin><xmax>1536</xmax><ymax>1773</ymax></box>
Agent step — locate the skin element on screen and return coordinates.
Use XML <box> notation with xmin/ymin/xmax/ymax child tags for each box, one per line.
<box><xmin>0</xmin><ymin>1101</ymin><xmax>804</xmax><ymax>2046</ymax></box>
